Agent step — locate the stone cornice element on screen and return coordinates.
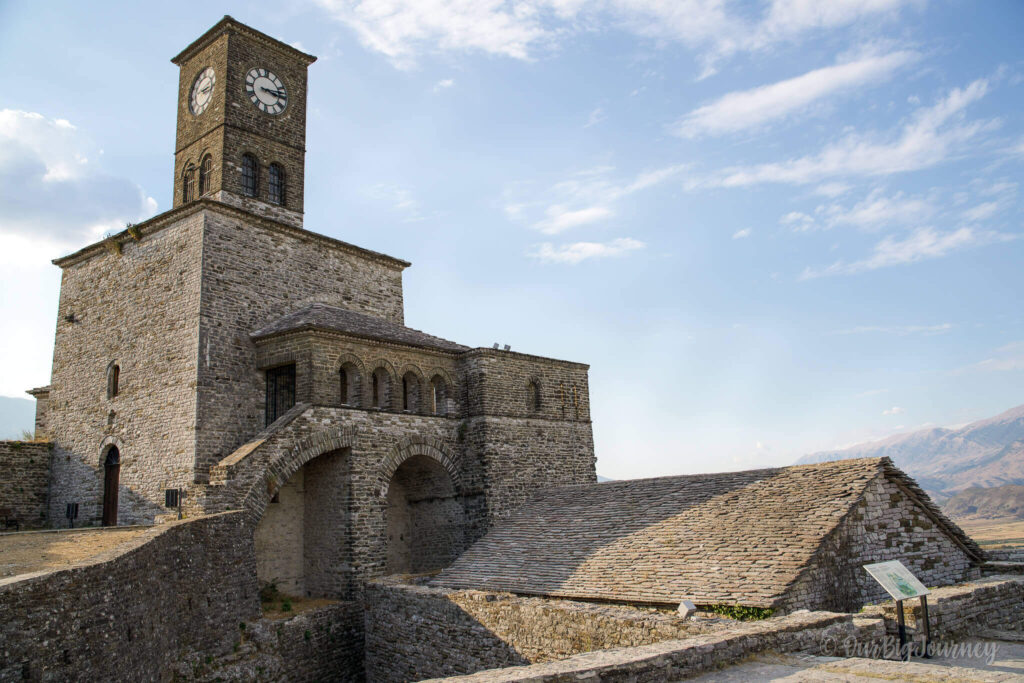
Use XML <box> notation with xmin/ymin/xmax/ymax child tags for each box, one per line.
<box><xmin>171</xmin><ymin>15</ymin><xmax>317</xmax><ymax>66</ymax></box>
<box><xmin>52</xmin><ymin>199</ymin><xmax>410</xmax><ymax>270</ymax></box>
<box><xmin>253</xmin><ymin>327</ymin><xmax>463</xmax><ymax>358</ymax></box>
<box><xmin>461</xmin><ymin>347</ymin><xmax>590</xmax><ymax>370</ymax></box>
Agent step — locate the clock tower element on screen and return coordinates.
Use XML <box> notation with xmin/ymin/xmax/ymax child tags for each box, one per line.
<box><xmin>171</xmin><ymin>16</ymin><xmax>316</xmax><ymax>227</ymax></box>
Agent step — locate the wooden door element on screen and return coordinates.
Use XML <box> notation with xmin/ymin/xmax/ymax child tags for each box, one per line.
<box><xmin>102</xmin><ymin>447</ymin><xmax>120</xmax><ymax>526</ymax></box>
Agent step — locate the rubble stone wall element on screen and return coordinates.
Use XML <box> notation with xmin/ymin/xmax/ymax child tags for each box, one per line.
<box><xmin>0</xmin><ymin>512</ymin><xmax>259</xmax><ymax>682</ymax></box>
<box><xmin>784</xmin><ymin>476</ymin><xmax>979</xmax><ymax>612</ymax></box>
<box><xmin>0</xmin><ymin>441</ymin><xmax>51</xmax><ymax>529</ymax></box>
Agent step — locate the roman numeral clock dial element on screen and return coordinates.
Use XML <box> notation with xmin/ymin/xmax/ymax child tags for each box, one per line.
<box><xmin>245</xmin><ymin>68</ymin><xmax>287</xmax><ymax>114</ymax></box>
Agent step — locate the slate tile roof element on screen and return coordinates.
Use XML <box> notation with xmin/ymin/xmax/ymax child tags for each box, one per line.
<box><xmin>432</xmin><ymin>457</ymin><xmax>981</xmax><ymax>608</ymax></box>
<box><xmin>250</xmin><ymin>303</ymin><xmax>469</xmax><ymax>352</ymax></box>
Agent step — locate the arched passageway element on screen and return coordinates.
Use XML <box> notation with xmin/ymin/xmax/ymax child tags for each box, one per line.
<box><xmin>253</xmin><ymin>447</ymin><xmax>350</xmax><ymax>598</ymax></box>
<box><xmin>386</xmin><ymin>454</ymin><xmax>465</xmax><ymax>574</ymax></box>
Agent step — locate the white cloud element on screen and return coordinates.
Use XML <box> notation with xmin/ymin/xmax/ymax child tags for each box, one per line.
<box><xmin>882</xmin><ymin>406</ymin><xmax>904</xmax><ymax>415</ymax></box>
<box><xmin>315</xmin><ymin>0</ymin><xmax>917</xmax><ymax>70</ymax></box>
<box><xmin>433</xmin><ymin>78</ymin><xmax>455</xmax><ymax>92</ymax></box>
<box><xmin>363</xmin><ymin>183</ymin><xmax>429</xmax><ymax>221</ymax></box>
<box><xmin>0</xmin><ymin>110</ymin><xmax>156</xmax><ymax>245</ymax></box>
<box><xmin>530</xmin><ymin>237</ymin><xmax>645</xmax><ymax>264</ymax></box>
<box><xmin>780</xmin><ymin>211</ymin><xmax>815</xmax><ymax>231</ymax></box>
<box><xmin>584</xmin><ymin>106</ymin><xmax>606</xmax><ymax>128</ymax></box>
<box><xmin>960</xmin><ymin>201</ymin><xmax>1002</xmax><ymax>222</ymax></box>
<box><xmin>815</xmin><ymin>182</ymin><xmax>852</xmax><ymax>197</ymax></box>
<box><xmin>967</xmin><ymin>342</ymin><xmax>1024</xmax><ymax>373</ymax></box>
<box><xmin>832</xmin><ymin>323</ymin><xmax>953</xmax><ymax>336</ymax></box>
<box><xmin>801</xmin><ymin>225</ymin><xmax>1019</xmax><ymax>278</ymax></box>
<box><xmin>732</xmin><ymin>228</ymin><xmax>752</xmax><ymax>239</ymax></box>
<box><xmin>696</xmin><ymin>79</ymin><xmax>993</xmax><ymax>188</ymax></box>
<box><xmin>535</xmin><ymin>205</ymin><xmax>613</xmax><ymax>234</ymax></box>
<box><xmin>672</xmin><ymin>50</ymin><xmax>916</xmax><ymax>138</ymax></box>
<box><xmin>508</xmin><ymin>164</ymin><xmax>686</xmax><ymax>234</ymax></box>
<box><xmin>820</xmin><ymin>188</ymin><xmax>936</xmax><ymax>231</ymax></box>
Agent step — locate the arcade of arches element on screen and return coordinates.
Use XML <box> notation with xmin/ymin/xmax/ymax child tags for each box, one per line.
<box><xmin>253</xmin><ymin>445</ymin><xmax>465</xmax><ymax>600</ymax></box>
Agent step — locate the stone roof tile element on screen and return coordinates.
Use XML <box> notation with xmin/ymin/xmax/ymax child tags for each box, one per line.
<box><xmin>250</xmin><ymin>303</ymin><xmax>469</xmax><ymax>352</ymax></box>
<box><xmin>433</xmin><ymin>458</ymin><xmax>970</xmax><ymax>607</ymax></box>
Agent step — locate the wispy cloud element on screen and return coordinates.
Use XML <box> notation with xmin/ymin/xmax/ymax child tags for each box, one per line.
<box><xmin>801</xmin><ymin>226</ymin><xmax>1019</xmax><ymax>278</ymax></box>
<box><xmin>806</xmin><ymin>188</ymin><xmax>937</xmax><ymax>232</ymax></box>
<box><xmin>314</xmin><ymin>0</ymin><xmax>918</xmax><ymax>71</ymax></box>
<box><xmin>363</xmin><ymin>183</ymin><xmax>428</xmax><ymax>221</ymax></box>
<box><xmin>832</xmin><ymin>323</ymin><xmax>953</xmax><ymax>336</ymax></box>
<box><xmin>732</xmin><ymin>228</ymin><xmax>752</xmax><ymax>239</ymax></box>
<box><xmin>672</xmin><ymin>50</ymin><xmax>917</xmax><ymax>138</ymax></box>
<box><xmin>958</xmin><ymin>341</ymin><xmax>1024</xmax><ymax>373</ymax></box>
<box><xmin>506</xmin><ymin>164</ymin><xmax>686</xmax><ymax>234</ymax></box>
<box><xmin>530</xmin><ymin>237</ymin><xmax>645</xmax><ymax>264</ymax></box>
<box><xmin>882</xmin><ymin>406</ymin><xmax>904</xmax><ymax>415</ymax></box>
<box><xmin>584</xmin><ymin>107</ymin><xmax>606</xmax><ymax>129</ymax></box>
<box><xmin>433</xmin><ymin>78</ymin><xmax>455</xmax><ymax>93</ymax></box>
<box><xmin>694</xmin><ymin>79</ymin><xmax>993</xmax><ymax>188</ymax></box>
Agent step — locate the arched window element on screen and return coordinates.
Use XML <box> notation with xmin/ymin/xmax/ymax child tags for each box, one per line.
<box><xmin>241</xmin><ymin>153</ymin><xmax>259</xmax><ymax>197</ymax></box>
<box><xmin>430</xmin><ymin>375</ymin><xmax>449</xmax><ymax>416</ymax></box>
<box><xmin>526</xmin><ymin>380</ymin><xmax>540</xmax><ymax>413</ymax></box>
<box><xmin>340</xmin><ymin>367</ymin><xmax>348</xmax><ymax>405</ymax></box>
<box><xmin>199</xmin><ymin>154</ymin><xmax>213</xmax><ymax>195</ymax></box>
<box><xmin>371</xmin><ymin>368</ymin><xmax>391</xmax><ymax>409</ymax></box>
<box><xmin>182</xmin><ymin>164</ymin><xmax>196</xmax><ymax>203</ymax></box>
<box><xmin>268</xmin><ymin>163</ymin><xmax>285</xmax><ymax>205</ymax></box>
<box><xmin>107</xmin><ymin>363</ymin><xmax>120</xmax><ymax>399</ymax></box>
<box><xmin>401</xmin><ymin>372</ymin><xmax>421</xmax><ymax>413</ymax></box>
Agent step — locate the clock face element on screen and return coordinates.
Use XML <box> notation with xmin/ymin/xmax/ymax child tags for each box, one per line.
<box><xmin>189</xmin><ymin>67</ymin><xmax>216</xmax><ymax>115</ymax></box>
<box><xmin>246</xmin><ymin>68</ymin><xmax>288</xmax><ymax>115</ymax></box>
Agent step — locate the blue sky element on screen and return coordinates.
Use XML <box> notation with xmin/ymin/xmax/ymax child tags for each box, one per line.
<box><xmin>1</xmin><ymin>0</ymin><xmax>1022</xmax><ymax>478</ymax></box>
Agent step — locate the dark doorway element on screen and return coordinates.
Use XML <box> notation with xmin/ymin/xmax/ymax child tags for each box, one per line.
<box><xmin>102</xmin><ymin>447</ymin><xmax>120</xmax><ymax>526</ymax></box>
<box><xmin>265</xmin><ymin>364</ymin><xmax>296</xmax><ymax>426</ymax></box>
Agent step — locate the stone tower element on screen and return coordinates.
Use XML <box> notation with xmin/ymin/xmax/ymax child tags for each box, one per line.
<box><xmin>171</xmin><ymin>16</ymin><xmax>316</xmax><ymax>227</ymax></box>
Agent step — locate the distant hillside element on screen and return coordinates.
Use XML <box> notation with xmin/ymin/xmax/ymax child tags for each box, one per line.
<box><xmin>797</xmin><ymin>403</ymin><xmax>1024</xmax><ymax>501</ymax></box>
<box><xmin>0</xmin><ymin>396</ymin><xmax>36</xmax><ymax>439</ymax></box>
<box><xmin>943</xmin><ymin>485</ymin><xmax>1024</xmax><ymax>520</ymax></box>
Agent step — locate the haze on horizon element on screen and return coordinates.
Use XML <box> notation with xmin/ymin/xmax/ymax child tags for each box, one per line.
<box><xmin>0</xmin><ymin>0</ymin><xmax>1021</xmax><ymax>479</ymax></box>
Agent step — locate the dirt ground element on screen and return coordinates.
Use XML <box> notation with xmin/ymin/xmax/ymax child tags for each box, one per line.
<box><xmin>0</xmin><ymin>527</ymin><xmax>150</xmax><ymax>579</ymax></box>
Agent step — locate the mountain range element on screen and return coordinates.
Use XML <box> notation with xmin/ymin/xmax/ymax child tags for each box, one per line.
<box><xmin>796</xmin><ymin>403</ymin><xmax>1024</xmax><ymax>503</ymax></box>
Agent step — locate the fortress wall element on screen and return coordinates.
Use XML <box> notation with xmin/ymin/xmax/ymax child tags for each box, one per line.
<box><xmin>782</xmin><ymin>475</ymin><xmax>979</xmax><ymax>613</ymax></box>
<box><xmin>460</xmin><ymin>349</ymin><xmax>591</xmax><ymax>420</ymax></box>
<box><xmin>0</xmin><ymin>441</ymin><xmax>51</xmax><ymax>529</ymax></box>
<box><xmin>0</xmin><ymin>512</ymin><xmax>259</xmax><ymax>681</ymax></box>
<box><xmin>47</xmin><ymin>211</ymin><xmax>206</xmax><ymax>525</ymax></box>
<box><xmin>194</xmin><ymin>208</ymin><xmax>406</xmax><ymax>479</ymax></box>
<box><xmin>364</xmin><ymin>579</ymin><xmax>880</xmax><ymax>683</ymax></box>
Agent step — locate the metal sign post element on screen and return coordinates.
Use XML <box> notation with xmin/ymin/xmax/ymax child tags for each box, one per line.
<box><xmin>864</xmin><ymin>560</ymin><xmax>931</xmax><ymax>661</ymax></box>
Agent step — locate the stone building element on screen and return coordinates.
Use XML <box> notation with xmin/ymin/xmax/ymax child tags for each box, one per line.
<box><xmin>434</xmin><ymin>457</ymin><xmax>984</xmax><ymax>613</ymax></box>
<box><xmin>26</xmin><ymin>16</ymin><xmax>596</xmax><ymax>598</ymax></box>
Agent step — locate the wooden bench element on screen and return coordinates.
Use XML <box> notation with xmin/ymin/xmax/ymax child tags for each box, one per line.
<box><xmin>0</xmin><ymin>508</ymin><xmax>19</xmax><ymax>532</ymax></box>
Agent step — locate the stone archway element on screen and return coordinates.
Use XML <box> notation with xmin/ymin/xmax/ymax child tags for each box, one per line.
<box><xmin>248</xmin><ymin>426</ymin><xmax>357</xmax><ymax>599</ymax></box>
<box><xmin>382</xmin><ymin>438</ymin><xmax>465</xmax><ymax>574</ymax></box>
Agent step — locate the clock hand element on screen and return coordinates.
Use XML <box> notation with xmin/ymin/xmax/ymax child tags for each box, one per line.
<box><xmin>260</xmin><ymin>87</ymin><xmax>286</xmax><ymax>98</ymax></box>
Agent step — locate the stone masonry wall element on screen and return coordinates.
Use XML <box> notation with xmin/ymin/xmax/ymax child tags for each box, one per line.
<box><xmin>783</xmin><ymin>476</ymin><xmax>979</xmax><ymax>613</ymax></box>
<box><xmin>193</xmin><ymin>208</ymin><xmax>407</xmax><ymax>481</ymax></box>
<box><xmin>0</xmin><ymin>512</ymin><xmax>259</xmax><ymax>682</ymax></box>
<box><xmin>47</xmin><ymin>210</ymin><xmax>205</xmax><ymax>526</ymax></box>
<box><xmin>365</xmin><ymin>578</ymin><xmax>884</xmax><ymax>683</ymax></box>
<box><xmin>363</xmin><ymin>579</ymin><xmax>722</xmax><ymax>683</ymax></box>
<box><xmin>0</xmin><ymin>441</ymin><xmax>51</xmax><ymax>529</ymax></box>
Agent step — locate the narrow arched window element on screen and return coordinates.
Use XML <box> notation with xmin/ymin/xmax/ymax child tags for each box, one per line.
<box><xmin>430</xmin><ymin>375</ymin><xmax>448</xmax><ymax>416</ymax></box>
<box><xmin>268</xmin><ymin>163</ymin><xmax>285</xmax><ymax>205</ymax></box>
<box><xmin>527</xmin><ymin>381</ymin><xmax>540</xmax><ymax>413</ymax></box>
<box><xmin>340</xmin><ymin>367</ymin><xmax>349</xmax><ymax>405</ymax></box>
<box><xmin>199</xmin><ymin>154</ymin><xmax>213</xmax><ymax>195</ymax></box>
<box><xmin>182</xmin><ymin>164</ymin><xmax>196</xmax><ymax>203</ymax></box>
<box><xmin>241</xmin><ymin>154</ymin><xmax>259</xmax><ymax>197</ymax></box>
<box><xmin>372</xmin><ymin>373</ymin><xmax>380</xmax><ymax>408</ymax></box>
<box><xmin>107</xmin><ymin>363</ymin><xmax>120</xmax><ymax>399</ymax></box>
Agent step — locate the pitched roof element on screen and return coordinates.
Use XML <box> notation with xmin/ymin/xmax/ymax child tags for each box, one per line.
<box><xmin>250</xmin><ymin>303</ymin><xmax>469</xmax><ymax>353</ymax></box>
<box><xmin>432</xmin><ymin>458</ymin><xmax>980</xmax><ymax>608</ymax></box>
